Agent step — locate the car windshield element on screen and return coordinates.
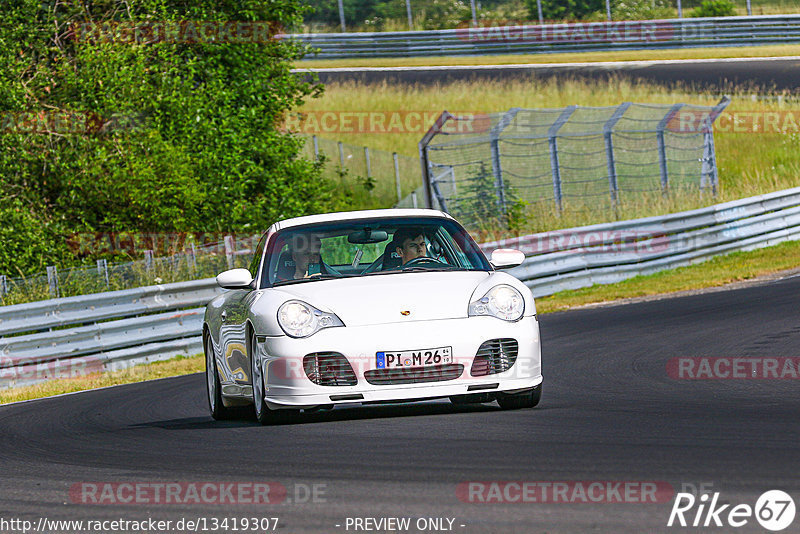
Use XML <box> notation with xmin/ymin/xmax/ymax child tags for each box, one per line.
<box><xmin>262</xmin><ymin>216</ymin><xmax>491</xmax><ymax>287</ymax></box>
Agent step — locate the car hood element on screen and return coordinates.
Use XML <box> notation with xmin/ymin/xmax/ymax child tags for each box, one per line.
<box><xmin>278</xmin><ymin>271</ymin><xmax>492</xmax><ymax>327</ymax></box>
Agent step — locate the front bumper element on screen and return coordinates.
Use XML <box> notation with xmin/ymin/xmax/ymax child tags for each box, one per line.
<box><xmin>256</xmin><ymin>315</ymin><xmax>542</xmax><ymax>409</ymax></box>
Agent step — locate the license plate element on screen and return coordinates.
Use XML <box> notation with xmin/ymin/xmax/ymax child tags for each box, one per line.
<box><xmin>376</xmin><ymin>346</ymin><xmax>453</xmax><ymax>369</ymax></box>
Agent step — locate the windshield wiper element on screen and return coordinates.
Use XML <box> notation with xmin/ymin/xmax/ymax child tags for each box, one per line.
<box><xmin>273</xmin><ymin>274</ymin><xmax>345</xmax><ymax>286</ymax></box>
<box><xmin>400</xmin><ymin>265</ymin><xmax>459</xmax><ymax>272</ymax></box>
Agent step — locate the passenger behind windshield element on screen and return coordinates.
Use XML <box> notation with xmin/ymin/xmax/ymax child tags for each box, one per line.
<box><xmin>277</xmin><ymin>234</ymin><xmax>339</xmax><ymax>281</ymax></box>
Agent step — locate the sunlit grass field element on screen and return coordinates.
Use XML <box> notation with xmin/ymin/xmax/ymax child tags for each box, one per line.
<box><xmin>297</xmin><ymin>76</ymin><xmax>800</xmax><ymax>235</ymax></box>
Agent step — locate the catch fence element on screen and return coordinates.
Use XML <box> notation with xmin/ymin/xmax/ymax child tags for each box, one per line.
<box><xmin>418</xmin><ymin>98</ymin><xmax>729</xmax><ymax>231</ymax></box>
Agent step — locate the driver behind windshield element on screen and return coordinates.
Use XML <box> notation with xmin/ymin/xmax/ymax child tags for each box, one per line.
<box><xmin>393</xmin><ymin>227</ymin><xmax>428</xmax><ymax>265</ymax></box>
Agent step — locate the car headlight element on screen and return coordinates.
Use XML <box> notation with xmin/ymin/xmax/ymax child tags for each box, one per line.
<box><xmin>469</xmin><ymin>285</ymin><xmax>525</xmax><ymax>322</ymax></box>
<box><xmin>277</xmin><ymin>300</ymin><xmax>344</xmax><ymax>338</ymax></box>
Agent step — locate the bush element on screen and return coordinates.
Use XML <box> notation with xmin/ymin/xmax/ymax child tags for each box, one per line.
<box><xmin>691</xmin><ymin>0</ymin><xmax>736</xmax><ymax>17</ymax></box>
<box><xmin>525</xmin><ymin>0</ymin><xmax>604</xmax><ymax>21</ymax></box>
<box><xmin>612</xmin><ymin>0</ymin><xmax>673</xmax><ymax>20</ymax></box>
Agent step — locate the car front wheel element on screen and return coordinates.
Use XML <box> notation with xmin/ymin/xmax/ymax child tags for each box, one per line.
<box><xmin>496</xmin><ymin>384</ymin><xmax>542</xmax><ymax>410</ymax></box>
<box><xmin>250</xmin><ymin>331</ymin><xmax>299</xmax><ymax>425</ymax></box>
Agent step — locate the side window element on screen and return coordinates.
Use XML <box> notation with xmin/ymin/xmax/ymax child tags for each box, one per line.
<box><xmin>249</xmin><ymin>233</ymin><xmax>267</xmax><ymax>279</ymax></box>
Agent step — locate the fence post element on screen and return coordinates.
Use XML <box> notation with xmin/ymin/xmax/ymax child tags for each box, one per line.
<box><xmin>656</xmin><ymin>103</ymin><xmax>684</xmax><ymax>197</ymax></box>
<box><xmin>393</xmin><ymin>152</ymin><xmax>402</xmax><ymax>202</ymax></box>
<box><xmin>364</xmin><ymin>146</ymin><xmax>371</xmax><ymax>179</ymax></box>
<box><xmin>700</xmin><ymin>96</ymin><xmax>731</xmax><ymax>197</ymax></box>
<box><xmin>97</xmin><ymin>259</ymin><xmax>109</xmax><ymax>288</ymax></box>
<box><xmin>603</xmin><ymin>102</ymin><xmax>632</xmax><ymax>214</ymax></box>
<box><xmin>411</xmin><ymin>190</ymin><xmax>418</xmax><ymax>208</ymax></box>
<box><xmin>313</xmin><ymin>135</ymin><xmax>319</xmax><ymax>161</ymax></box>
<box><xmin>489</xmin><ymin>108</ymin><xmax>521</xmax><ymax>219</ymax></box>
<box><xmin>547</xmin><ymin>106</ymin><xmax>577</xmax><ymax>214</ymax></box>
<box><xmin>419</xmin><ymin>111</ymin><xmax>454</xmax><ymax>210</ymax></box>
<box><xmin>0</xmin><ymin>275</ymin><xmax>7</xmax><ymax>298</ymax></box>
<box><xmin>190</xmin><ymin>243</ymin><xmax>197</xmax><ymax>272</ymax></box>
<box><xmin>144</xmin><ymin>250</ymin><xmax>153</xmax><ymax>273</ymax></box>
<box><xmin>338</xmin><ymin>141</ymin><xmax>345</xmax><ymax>170</ymax></box>
<box><xmin>677</xmin><ymin>0</ymin><xmax>682</xmax><ymax>18</ymax></box>
<box><xmin>46</xmin><ymin>265</ymin><xmax>59</xmax><ymax>298</ymax></box>
<box><xmin>224</xmin><ymin>235</ymin><xmax>235</xmax><ymax>269</ymax></box>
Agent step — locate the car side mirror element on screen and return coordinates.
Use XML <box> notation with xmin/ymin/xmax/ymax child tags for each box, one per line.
<box><xmin>490</xmin><ymin>248</ymin><xmax>525</xmax><ymax>269</ymax></box>
<box><xmin>216</xmin><ymin>268</ymin><xmax>254</xmax><ymax>289</ymax></box>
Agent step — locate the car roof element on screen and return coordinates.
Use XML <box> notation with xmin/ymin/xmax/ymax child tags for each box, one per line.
<box><xmin>271</xmin><ymin>208</ymin><xmax>454</xmax><ymax>231</ymax></box>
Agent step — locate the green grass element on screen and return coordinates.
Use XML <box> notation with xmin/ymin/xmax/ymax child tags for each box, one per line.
<box><xmin>299</xmin><ymin>44</ymin><xmax>800</xmax><ymax>69</ymax></box>
<box><xmin>5</xmin><ymin>238</ymin><xmax>800</xmax><ymax>404</ymax></box>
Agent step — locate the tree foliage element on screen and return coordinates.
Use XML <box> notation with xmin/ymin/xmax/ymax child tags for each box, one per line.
<box><xmin>0</xmin><ymin>0</ymin><xmax>330</xmax><ymax>275</ymax></box>
<box><xmin>525</xmin><ymin>0</ymin><xmax>604</xmax><ymax>21</ymax></box>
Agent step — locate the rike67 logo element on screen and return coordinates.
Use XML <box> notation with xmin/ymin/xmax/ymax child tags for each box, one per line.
<box><xmin>668</xmin><ymin>489</ymin><xmax>796</xmax><ymax>531</ymax></box>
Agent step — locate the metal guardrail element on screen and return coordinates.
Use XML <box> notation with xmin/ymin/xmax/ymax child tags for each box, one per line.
<box><xmin>3</xmin><ymin>186</ymin><xmax>800</xmax><ymax>389</ymax></box>
<box><xmin>482</xmin><ymin>186</ymin><xmax>800</xmax><ymax>296</ymax></box>
<box><xmin>0</xmin><ymin>279</ymin><xmax>220</xmax><ymax>389</ymax></box>
<box><xmin>289</xmin><ymin>15</ymin><xmax>800</xmax><ymax>59</ymax></box>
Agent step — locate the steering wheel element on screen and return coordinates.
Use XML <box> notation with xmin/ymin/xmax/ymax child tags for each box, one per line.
<box><xmin>403</xmin><ymin>256</ymin><xmax>445</xmax><ymax>266</ymax></box>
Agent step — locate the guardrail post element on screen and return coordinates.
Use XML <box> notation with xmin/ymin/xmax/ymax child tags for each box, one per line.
<box><xmin>603</xmin><ymin>102</ymin><xmax>632</xmax><ymax>215</ymax></box>
<box><xmin>0</xmin><ymin>275</ymin><xmax>7</xmax><ymax>297</ymax></box>
<box><xmin>97</xmin><ymin>259</ymin><xmax>109</xmax><ymax>288</ymax></box>
<box><xmin>46</xmin><ymin>266</ymin><xmax>59</xmax><ymax>298</ymax></box>
<box><xmin>224</xmin><ymin>235</ymin><xmax>235</xmax><ymax>269</ymax></box>
<box><xmin>313</xmin><ymin>135</ymin><xmax>319</xmax><ymax>161</ymax></box>
<box><xmin>547</xmin><ymin>106</ymin><xmax>577</xmax><ymax>214</ymax></box>
<box><xmin>677</xmin><ymin>0</ymin><xmax>682</xmax><ymax>18</ymax></box>
<box><xmin>393</xmin><ymin>152</ymin><xmax>402</xmax><ymax>202</ymax></box>
<box><xmin>338</xmin><ymin>141</ymin><xmax>345</xmax><ymax>170</ymax></box>
<box><xmin>364</xmin><ymin>146</ymin><xmax>371</xmax><ymax>179</ymax></box>
<box><xmin>657</xmin><ymin>103</ymin><xmax>684</xmax><ymax>197</ymax></box>
<box><xmin>144</xmin><ymin>250</ymin><xmax>153</xmax><ymax>273</ymax></box>
<box><xmin>411</xmin><ymin>190</ymin><xmax>418</xmax><ymax>208</ymax></box>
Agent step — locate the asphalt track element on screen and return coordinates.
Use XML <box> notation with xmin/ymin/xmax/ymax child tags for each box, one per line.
<box><xmin>2</xmin><ymin>274</ymin><xmax>800</xmax><ymax>534</ymax></box>
<box><xmin>302</xmin><ymin>56</ymin><xmax>800</xmax><ymax>91</ymax></box>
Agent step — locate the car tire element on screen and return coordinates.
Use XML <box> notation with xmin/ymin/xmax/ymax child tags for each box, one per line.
<box><xmin>205</xmin><ymin>331</ymin><xmax>233</xmax><ymax>420</ymax></box>
<box><xmin>496</xmin><ymin>384</ymin><xmax>542</xmax><ymax>410</ymax></box>
<box><xmin>250</xmin><ymin>331</ymin><xmax>299</xmax><ymax>425</ymax></box>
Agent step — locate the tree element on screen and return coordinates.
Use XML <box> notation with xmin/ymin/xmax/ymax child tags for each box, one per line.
<box><xmin>0</xmin><ymin>0</ymin><xmax>331</xmax><ymax>275</ymax></box>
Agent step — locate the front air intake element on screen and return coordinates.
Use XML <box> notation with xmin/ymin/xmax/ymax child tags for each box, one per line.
<box><xmin>364</xmin><ymin>364</ymin><xmax>464</xmax><ymax>385</ymax></box>
<box><xmin>303</xmin><ymin>352</ymin><xmax>358</xmax><ymax>386</ymax></box>
<box><xmin>470</xmin><ymin>338</ymin><xmax>519</xmax><ymax>376</ymax></box>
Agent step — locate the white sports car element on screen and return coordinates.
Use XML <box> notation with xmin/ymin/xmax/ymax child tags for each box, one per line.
<box><xmin>203</xmin><ymin>209</ymin><xmax>542</xmax><ymax>424</ymax></box>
